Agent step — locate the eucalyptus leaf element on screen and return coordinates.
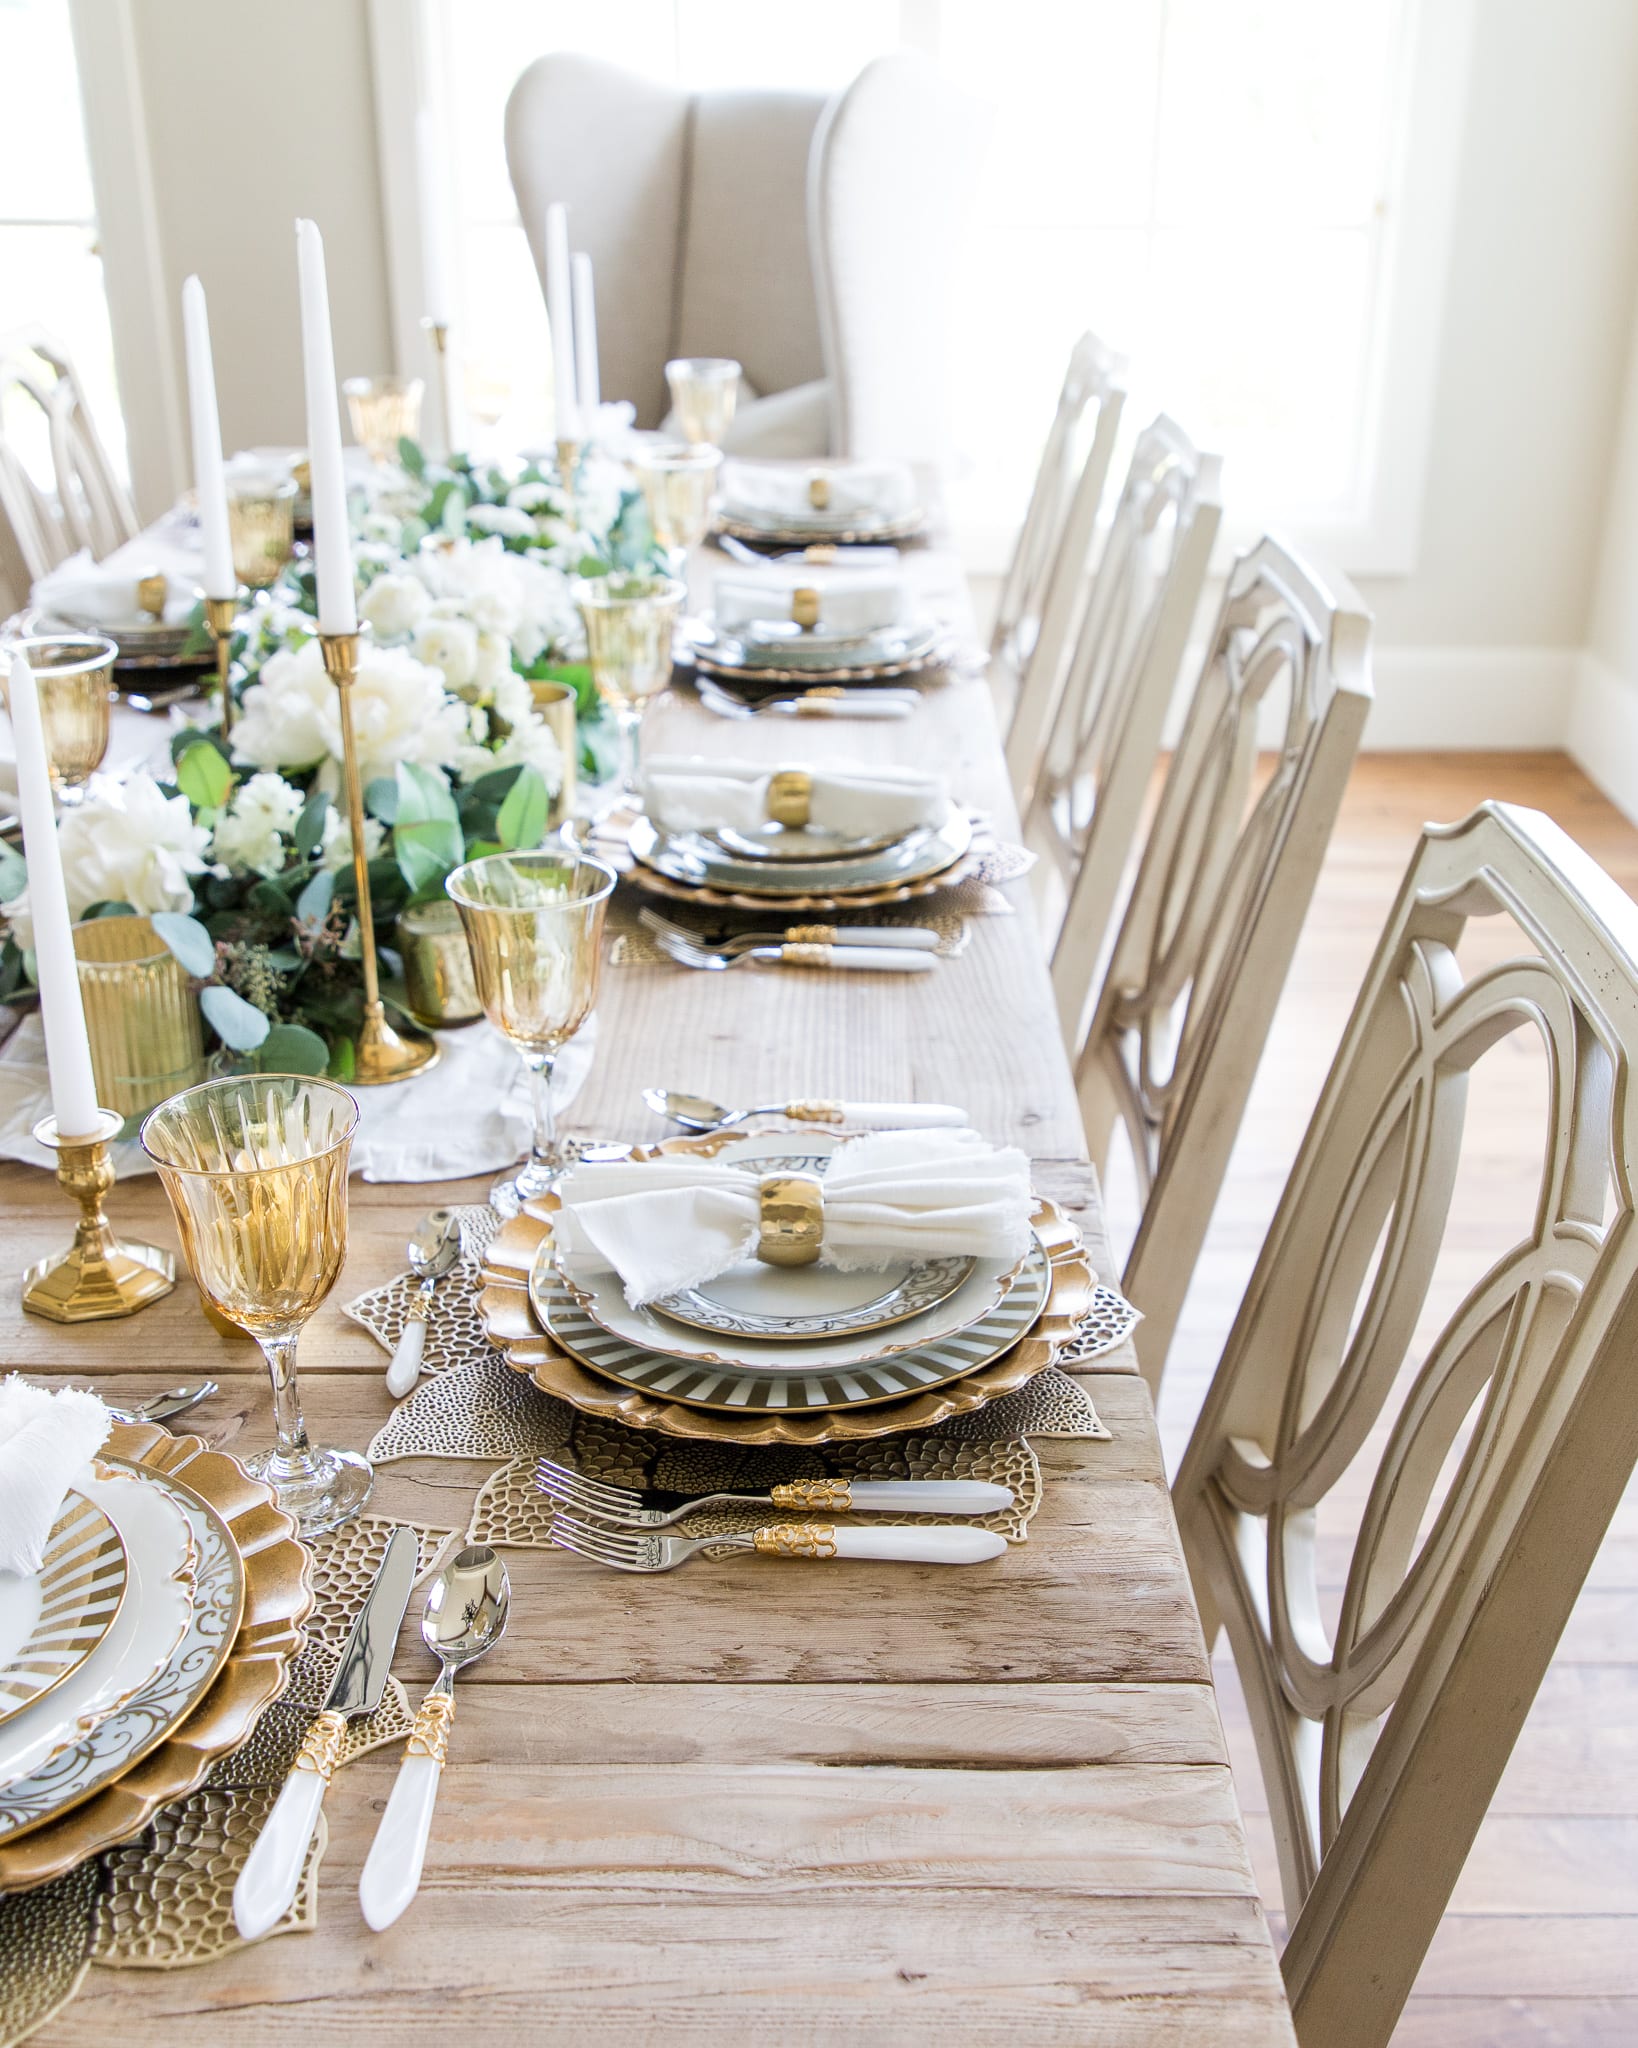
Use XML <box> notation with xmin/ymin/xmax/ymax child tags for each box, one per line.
<box><xmin>496</xmin><ymin>764</ymin><xmax>549</xmax><ymax>850</ymax></box>
<box><xmin>293</xmin><ymin>791</ymin><xmax>331</xmax><ymax>858</ymax></box>
<box><xmin>80</xmin><ymin>900</ymin><xmax>138</xmax><ymax>920</ymax></box>
<box><xmin>296</xmin><ymin>868</ymin><xmax>335</xmax><ymax>924</ymax></box>
<box><xmin>258</xmin><ymin>1022</ymin><xmax>330</xmax><ymax>1076</ymax></box>
<box><xmin>175</xmin><ymin>741</ymin><xmax>235</xmax><ymax>812</ymax></box>
<box><xmin>365</xmin><ymin>777</ymin><xmax>399</xmax><ymax>824</ymax></box>
<box><xmin>395</xmin><ymin>760</ymin><xmax>459</xmax><ymax>827</ymax></box>
<box><xmin>0</xmin><ymin>844</ymin><xmax>25</xmax><ymax>902</ymax></box>
<box><xmin>398</xmin><ymin>436</ymin><xmax>426</xmax><ymax>476</ymax></box>
<box><xmin>394</xmin><ymin>816</ymin><xmax>465</xmax><ymax>895</ymax></box>
<box><xmin>149</xmin><ymin>911</ymin><xmax>217</xmax><ymax>979</ymax></box>
<box><xmin>201</xmin><ymin>983</ymin><xmax>272</xmax><ymax>1051</ymax></box>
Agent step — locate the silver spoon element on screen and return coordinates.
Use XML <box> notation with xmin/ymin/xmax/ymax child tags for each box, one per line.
<box><xmin>358</xmin><ymin>1545</ymin><xmax>511</xmax><ymax>1930</ymax></box>
<box><xmin>642</xmin><ymin>1087</ymin><xmax>967</xmax><ymax>1133</ymax></box>
<box><xmin>385</xmin><ymin>1211</ymin><xmax>463</xmax><ymax>1397</ymax></box>
<box><xmin>104</xmin><ymin>1380</ymin><xmax>218</xmax><ymax>1426</ymax></box>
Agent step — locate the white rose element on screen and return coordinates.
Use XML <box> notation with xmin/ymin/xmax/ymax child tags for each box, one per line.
<box><xmin>466</xmin><ymin>503</ymin><xmax>535</xmax><ymax>540</ymax></box>
<box><xmin>231</xmin><ymin>643</ymin><xmax>332</xmax><ymax>773</ymax></box>
<box><xmin>455</xmin><ymin>707</ymin><xmax>564</xmax><ymax>795</ymax></box>
<box><xmin>413</xmin><ymin>614</ymin><xmax>479</xmax><ymax>690</ymax></box>
<box><xmin>506</xmin><ymin>481</ymin><xmax>559</xmax><ymax>514</ymax></box>
<box><xmin>233</xmin><ymin>639</ymin><xmax>467</xmax><ymax>791</ymax></box>
<box><xmin>211</xmin><ymin>771</ymin><xmax>305</xmax><ymax>878</ymax></box>
<box><xmin>359</xmin><ymin>572</ymin><xmax>430</xmax><ymax>642</ymax></box>
<box><xmin>490</xmin><ymin>669</ymin><xmax>534</xmax><ymax>729</ymax></box>
<box><xmin>58</xmin><ymin>773</ymin><xmax>211</xmax><ymax>920</ymax></box>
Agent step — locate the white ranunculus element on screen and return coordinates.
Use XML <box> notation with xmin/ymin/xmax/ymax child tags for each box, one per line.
<box><xmin>360</xmin><ymin>572</ymin><xmax>430</xmax><ymax>642</ymax></box>
<box><xmin>455</xmin><ymin>705</ymin><xmax>564</xmax><ymax>794</ymax></box>
<box><xmin>319</xmin><ymin>808</ymin><xmax>387</xmax><ymax>874</ymax></box>
<box><xmin>413</xmin><ymin>614</ymin><xmax>479</xmax><ymax>691</ymax></box>
<box><xmin>211</xmin><ymin>771</ymin><xmax>305</xmax><ymax>878</ymax></box>
<box><xmin>466</xmin><ymin>503</ymin><xmax>535</xmax><ymax>541</ymax></box>
<box><xmin>233</xmin><ymin>639</ymin><xmax>468</xmax><ymax>791</ymax></box>
<box><xmin>58</xmin><ymin>773</ymin><xmax>211</xmax><ymax>920</ymax></box>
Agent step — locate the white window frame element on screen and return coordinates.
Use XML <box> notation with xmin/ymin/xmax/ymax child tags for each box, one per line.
<box><xmin>366</xmin><ymin>0</ymin><xmax>1474</xmax><ymax>580</ymax></box>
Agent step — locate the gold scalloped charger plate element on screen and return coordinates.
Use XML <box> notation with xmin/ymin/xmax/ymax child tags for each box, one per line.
<box><xmin>480</xmin><ymin>1146</ymin><xmax>1093</xmax><ymax>1445</ymax></box>
<box><xmin>631</xmin><ymin>807</ymin><xmax>973</xmax><ymax>899</ymax></box>
<box><xmin>0</xmin><ymin>1491</ymin><xmax>127</xmax><ymax>1729</ymax></box>
<box><xmin>0</xmin><ymin>1425</ymin><xmax>312</xmax><ymax>1894</ymax></box>
<box><xmin>713</xmin><ymin>508</ymin><xmax>927</xmax><ymax>548</ymax></box>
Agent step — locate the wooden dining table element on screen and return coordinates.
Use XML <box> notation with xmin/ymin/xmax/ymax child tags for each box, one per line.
<box><xmin>3</xmin><ymin>517</ymin><xmax>1295</xmax><ymax>2043</ymax></box>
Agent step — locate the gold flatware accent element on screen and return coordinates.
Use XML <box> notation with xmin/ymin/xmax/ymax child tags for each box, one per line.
<box><xmin>534</xmin><ymin>1459</ymin><xmax>1014</xmax><ymax>1529</ymax></box>
<box><xmin>651</xmin><ymin>930</ymin><xmax>937</xmax><ymax>974</ymax></box>
<box><xmin>550</xmin><ymin>1510</ymin><xmax>1006</xmax><ymax>1571</ymax></box>
<box><xmin>638</xmin><ymin>910</ymin><xmax>941</xmax><ymax>957</ymax></box>
<box><xmin>640</xmin><ymin>1085</ymin><xmax>963</xmax><ymax>1132</ymax></box>
<box><xmin>386</xmin><ymin>1211</ymin><xmax>463</xmax><ymax>1397</ymax></box>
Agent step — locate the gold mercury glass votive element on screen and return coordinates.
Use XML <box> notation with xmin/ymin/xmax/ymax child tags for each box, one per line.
<box><xmin>74</xmin><ymin>915</ymin><xmax>207</xmax><ymax>1121</ymax></box>
<box><xmin>6</xmin><ymin>635</ymin><xmax>117</xmax><ymax>805</ymax></box>
<box><xmin>343</xmin><ymin>375</ymin><xmax>426</xmax><ymax>465</ymax></box>
<box><xmin>227</xmin><ymin>476</ymin><xmax>298</xmax><ymax>589</ymax></box>
<box><xmin>397</xmin><ymin>899</ymin><xmax>482</xmax><ymax>1028</ymax></box>
<box><xmin>665</xmin><ymin>357</ymin><xmax>741</xmax><ymax>446</ymax></box>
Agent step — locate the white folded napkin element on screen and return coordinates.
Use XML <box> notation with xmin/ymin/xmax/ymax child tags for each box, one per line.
<box><xmin>554</xmin><ymin>1127</ymin><xmax>1033</xmax><ymax>1307</ymax></box>
<box><xmin>0</xmin><ymin>1377</ymin><xmax>111</xmax><ymax>1577</ymax></box>
<box><xmin>642</xmin><ymin>754</ymin><xmax>947</xmax><ymax>841</ymax></box>
<box><xmin>713</xmin><ymin>566</ymin><xmax>906</xmax><ymax>640</ymax></box>
<box><xmin>719</xmin><ymin>459</ymin><xmax>917</xmax><ymax>526</ymax></box>
<box><xmin>32</xmin><ymin>549</ymin><xmax>196</xmax><ymax>630</ymax></box>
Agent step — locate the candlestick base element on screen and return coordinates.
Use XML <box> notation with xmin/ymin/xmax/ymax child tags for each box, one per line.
<box><xmin>23</xmin><ymin>1110</ymin><xmax>176</xmax><ymax>1323</ymax></box>
<box><xmin>353</xmin><ymin>999</ymin><xmax>439</xmax><ymax>1087</ymax></box>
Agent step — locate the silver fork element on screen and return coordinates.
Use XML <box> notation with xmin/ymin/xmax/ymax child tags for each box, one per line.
<box><xmin>639</xmin><ymin>907</ymin><xmax>940</xmax><ymax>955</ymax></box>
<box><xmin>696</xmin><ymin>678</ymin><xmax>917</xmax><ymax>721</ymax></box>
<box><xmin>653</xmin><ymin>930</ymin><xmax>936</xmax><ymax>974</ymax></box>
<box><xmin>549</xmin><ymin>1509</ymin><xmax>1006</xmax><ymax>1570</ymax></box>
<box><xmin>536</xmin><ymin>1457</ymin><xmax>1012</xmax><ymax>1529</ymax></box>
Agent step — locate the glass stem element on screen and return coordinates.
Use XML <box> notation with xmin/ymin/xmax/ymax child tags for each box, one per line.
<box><xmin>526</xmin><ymin>1051</ymin><xmax>559</xmax><ymax>1174</ymax></box>
<box><xmin>259</xmin><ymin>1332</ymin><xmax>312</xmax><ymax>1468</ymax></box>
<box><xmin>616</xmin><ymin>706</ymin><xmax>642</xmax><ymax>801</ymax></box>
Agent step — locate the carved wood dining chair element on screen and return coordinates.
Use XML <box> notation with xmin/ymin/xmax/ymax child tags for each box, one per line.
<box><xmin>990</xmin><ymin>332</ymin><xmax>1124</xmax><ymax>742</ymax></box>
<box><xmin>1017</xmin><ymin>415</ymin><xmax>1221</xmax><ymax>1016</ymax></box>
<box><xmin>1173</xmin><ymin>801</ymin><xmax>1638</xmax><ymax>2048</ymax></box>
<box><xmin>1076</xmin><ymin>536</ymin><xmax>1373</xmax><ymax>1386</ymax></box>
<box><xmin>0</xmin><ymin>329</ymin><xmax>137</xmax><ymax>587</ymax></box>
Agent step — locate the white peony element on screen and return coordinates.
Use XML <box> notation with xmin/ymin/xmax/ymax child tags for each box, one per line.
<box><xmin>466</xmin><ymin>503</ymin><xmax>536</xmax><ymax>541</ymax></box>
<box><xmin>409</xmin><ymin>536</ymin><xmax>577</xmax><ymax>664</ymax></box>
<box><xmin>413</xmin><ymin>614</ymin><xmax>480</xmax><ymax>691</ymax></box>
<box><xmin>232</xmin><ymin>638</ymin><xmax>469</xmax><ymax>791</ymax></box>
<box><xmin>58</xmin><ymin>773</ymin><xmax>211</xmax><ymax>920</ymax></box>
<box><xmin>454</xmin><ymin>703</ymin><xmax>564</xmax><ymax>793</ymax></box>
<box><xmin>359</xmin><ymin>572</ymin><xmax>430</xmax><ymax>641</ymax></box>
<box><xmin>212</xmin><ymin>772</ymin><xmax>305</xmax><ymax>877</ymax></box>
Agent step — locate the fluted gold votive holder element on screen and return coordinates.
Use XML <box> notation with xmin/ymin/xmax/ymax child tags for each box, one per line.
<box><xmin>526</xmin><ymin>679</ymin><xmax>578</xmax><ymax>828</ymax></box>
<box><xmin>74</xmin><ymin>914</ymin><xmax>208</xmax><ymax>1121</ymax></box>
<box><xmin>344</xmin><ymin>376</ymin><xmax>426</xmax><ymax>466</ymax></box>
<box><xmin>6</xmin><ymin>635</ymin><xmax>117</xmax><ymax>805</ymax></box>
<box><xmin>23</xmin><ymin>1109</ymin><xmax>176</xmax><ymax>1322</ymax></box>
<box><xmin>397</xmin><ymin>899</ymin><xmax>481</xmax><ymax>1028</ymax></box>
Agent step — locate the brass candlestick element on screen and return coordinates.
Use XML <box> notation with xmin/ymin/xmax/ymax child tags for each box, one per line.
<box><xmin>204</xmin><ymin>593</ymin><xmax>239</xmax><ymax>746</ymax></box>
<box><xmin>23</xmin><ymin>1109</ymin><xmax>176</xmax><ymax>1322</ymax></box>
<box><xmin>556</xmin><ymin>436</ymin><xmax>582</xmax><ymax>530</ymax></box>
<box><xmin>318</xmin><ymin>631</ymin><xmax>439</xmax><ymax>1085</ymax></box>
<box><xmin>423</xmin><ymin>317</ymin><xmax>460</xmax><ymax>457</ymax></box>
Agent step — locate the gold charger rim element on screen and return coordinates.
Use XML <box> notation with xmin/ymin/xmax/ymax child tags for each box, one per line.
<box><xmin>712</xmin><ymin>508</ymin><xmax>928</xmax><ymax>547</ymax></box>
<box><xmin>622</xmin><ymin>842</ymin><xmax>984</xmax><ymax>913</ymax></box>
<box><xmin>479</xmin><ymin>1132</ymin><xmax>1092</xmax><ymax>1445</ymax></box>
<box><xmin>0</xmin><ymin>1489</ymin><xmax>129</xmax><ymax>1732</ymax></box>
<box><xmin>0</xmin><ymin>1425</ymin><xmax>312</xmax><ymax>1894</ymax></box>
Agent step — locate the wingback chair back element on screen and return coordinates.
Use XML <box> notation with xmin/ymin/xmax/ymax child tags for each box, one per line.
<box><xmin>1076</xmin><ymin>536</ymin><xmax>1373</xmax><ymax>1388</ymax></box>
<box><xmin>1174</xmin><ymin>802</ymin><xmax>1638</xmax><ymax>2048</ymax></box>
<box><xmin>0</xmin><ymin>328</ymin><xmax>137</xmax><ymax>592</ymax></box>
<box><xmin>505</xmin><ymin>52</ymin><xmax>974</xmax><ymax>463</ymax></box>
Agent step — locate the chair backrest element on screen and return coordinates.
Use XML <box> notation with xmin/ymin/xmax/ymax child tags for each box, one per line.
<box><xmin>1076</xmin><ymin>536</ymin><xmax>1372</xmax><ymax>1386</ymax></box>
<box><xmin>1017</xmin><ymin>417</ymin><xmax>1219</xmax><ymax>1035</ymax></box>
<box><xmin>0</xmin><ymin>330</ymin><xmax>136</xmax><ymax>586</ymax></box>
<box><xmin>1173</xmin><ymin>801</ymin><xmax>1638</xmax><ymax>2048</ymax></box>
<box><xmin>504</xmin><ymin>56</ymin><xmax>827</xmax><ymax>430</ymax></box>
<box><xmin>991</xmin><ymin>333</ymin><xmax>1124</xmax><ymax>730</ymax></box>
<box><xmin>809</xmin><ymin>52</ymin><xmax>978</xmax><ymax>464</ymax></box>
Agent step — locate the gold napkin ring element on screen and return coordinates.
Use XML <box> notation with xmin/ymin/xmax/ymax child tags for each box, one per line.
<box><xmin>790</xmin><ymin>585</ymin><xmax>821</xmax><ymax>629</ymax></box>
<box><xmin>767</xmin><ymin>769</ymin><xmax>812</xmax><ymax>827</ymax></box>
<box><xmin>758</xmin><ymin>1174</ymin><xmax>823</xmax><ymax>1266</ymax></box>
<box><xmin>135</xmin><ymin>570</ymin><xmax>168</xmax><ymax>621</ymax></box>
<box><xmin>807</xmin><ymin>472</ymin><xmax>831</xmax><ymax>511</ymax></box>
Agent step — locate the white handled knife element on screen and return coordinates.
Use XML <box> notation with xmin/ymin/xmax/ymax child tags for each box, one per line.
<box><xmin>232</xmin><ymin>1524</ymin><xmax>418</xmax><ymax>1941</ymax></box>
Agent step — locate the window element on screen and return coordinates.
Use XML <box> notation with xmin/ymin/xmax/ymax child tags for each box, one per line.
<box><xmin>388</xmin><ymin>0</ymin><xmax>1465</xmax><ymax>574</ymax></box>
<box><xmin>0</xmin><ymin>0</ymin><xmax>127</xmax><ymax>484</ymax></box>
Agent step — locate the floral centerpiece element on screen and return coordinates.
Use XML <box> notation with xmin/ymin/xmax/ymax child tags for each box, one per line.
<box><xmin>0</xmin><ymin>442</ymin><xmax>660</xmax><ymax>1078</ymax></box>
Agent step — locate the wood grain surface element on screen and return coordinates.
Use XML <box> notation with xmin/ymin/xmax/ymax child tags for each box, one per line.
<box><xmin>7</xmin><ymin>526</ymin><xmax>1290</xmax><ymax>2044</ymax></box>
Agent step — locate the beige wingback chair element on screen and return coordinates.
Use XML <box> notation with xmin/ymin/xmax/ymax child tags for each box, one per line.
<box><xmin>504</xmin><ymin>52</ymin><xmax>975</xmax><ymax>465</ymax></box>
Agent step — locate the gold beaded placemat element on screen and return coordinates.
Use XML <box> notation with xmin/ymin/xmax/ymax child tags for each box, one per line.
<box><xmin>0</xmin><ymin>1516</ymin><xmax>458</xmax><ymax>2047</ymax></box>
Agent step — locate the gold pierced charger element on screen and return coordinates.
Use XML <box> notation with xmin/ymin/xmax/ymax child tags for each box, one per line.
<box><xmin>0</xmin><ymin>1423</ymin><xmax>312</xmax><ymax>1895</ymax></box>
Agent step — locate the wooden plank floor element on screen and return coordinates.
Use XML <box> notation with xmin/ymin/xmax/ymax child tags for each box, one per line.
<box><xmin>1099</xmin><ymin>751</ymin><xmax>1638</xmax><ymax>2047</ymax></box>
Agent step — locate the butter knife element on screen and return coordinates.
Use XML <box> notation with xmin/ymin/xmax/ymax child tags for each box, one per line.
<box><xmin>232</xmin><ymin>1524</ymin><xmax>418</xmax><ymax>1941</ymax></box>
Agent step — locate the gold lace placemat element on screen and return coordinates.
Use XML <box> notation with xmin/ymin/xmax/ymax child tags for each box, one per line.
<box><xmin>0</xmin><ymin>1517</ymin><xmax>457</xmax><ymax>2046</ymax></box>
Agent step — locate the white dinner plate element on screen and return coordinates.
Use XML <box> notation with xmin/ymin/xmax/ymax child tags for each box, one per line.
<box><xmin>0</xmin><ymin>1466</ymin><xmax>194</xmax><ymax>1793</ymax></box>
<box><xmin>652</xmin><ymin>1251</ymin><xmax>976</xmax><ymax>1342</ymax></box>
<box><xmin>0</xmin><ymin>1461</ymin><xmax>243</xmax><ymax>1839</ymax></box>
<box><xmin>629</xmin><ymin>806</ymin><xmax>972</xmax><ymax>898</ymax></box>
<box><xmin>0</xmin><ymin>1491</ymin><xmax>127</xmax><ymax>1728</ymax></box>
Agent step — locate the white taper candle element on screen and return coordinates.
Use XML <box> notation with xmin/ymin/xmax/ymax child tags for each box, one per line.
<box><xmin>572</xmin><ymin>250</ymin><xmax>600</xmax><ymax>416</ymax></box>
<box><xmin>295</xmin><ymin>218</ymin><xmax>357</xmax><ymax>636</ymax></box>
<box><xmin>545</xmin><ymin>201</ymin><xmax>578</xmax><ymax>441</ymax></box>
<box><xmin>415</xmin><ymin>107</ymin><xmax>453</xmax><ymax>330</ymax></box>
<box><xmin>6</xmin><ymin>652</ymin><xmax>100</xmax><ymax>1136</ymax></box>
<box><xmin>181</xmin><ymin>275</ymin><xmax>234</xmax><ymax>602</ymax></box>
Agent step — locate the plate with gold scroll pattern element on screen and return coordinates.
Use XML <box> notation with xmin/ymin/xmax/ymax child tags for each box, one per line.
<box><xmin>0</xmin><ymin>1492</ymin><xmax>127</xmax><ymax>1730</ymax></box>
